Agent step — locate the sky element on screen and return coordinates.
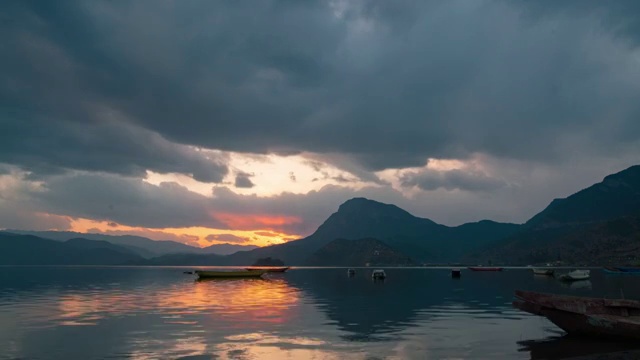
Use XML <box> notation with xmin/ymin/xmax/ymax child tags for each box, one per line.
<box><xmin>1</xmin><ymin>0</ymin><xmax>640</xmax><ymax>248</ymax></box>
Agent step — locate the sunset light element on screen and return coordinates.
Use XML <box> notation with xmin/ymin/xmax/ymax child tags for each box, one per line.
<box><xmin>67</xmin><ymin>217</ymin><xmax>301</xmax><ymax>248</ymax></box>
<box><xmin>2</xmin><ymin>1</ymin><xmax>640</xmax><ymax>359</ymax></box>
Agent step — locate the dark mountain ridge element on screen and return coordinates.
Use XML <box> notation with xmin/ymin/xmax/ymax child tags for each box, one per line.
<box><xmin>1</xmin><ymin>230</ymin><xmax>257</xmax><ymax>257</ymax></box>
<box><xmin>475</xmin><ymin>165</ymin><xmax>640</xmax><ymax>264</ymax></box>
<box><xmin>216</xmin><ymin>197</ymin><xmax>520</xmax><ymax>265</ymax></box>
<box><xmin>526</xmin><ymin>165</ymin><xmax>640</xmax><ymax>229</ymax></box>
<box><xmin>2</xmin><ymin>230</ymin><xmax>197</xmax><ymax>258</ymax></box>
<box><xmin>305</xmin><ymin>238</ymin><xmax>414</xmax><ymax>266</ymax></box>
<box><xmin>0</xmin><ymin>233</ymin><xmax>144</xmax><ymax>265</ymax></box>
<box><xmin>4</xmin><ymin>165</ymin><xmax>640</xmax><ymax>266</ymax></box>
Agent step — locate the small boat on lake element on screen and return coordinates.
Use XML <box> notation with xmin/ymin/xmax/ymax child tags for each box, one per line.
<box><xmin>372</xmin><ymin>269</ymin><xmax>386</xmax><ymax>280</ymax></box>
<box><xmin>347</xmin><ymin>268</ymin><xmax>356</xmax><ymax>276</ymax></box>
<box><xmin>556</xmin><ymin>269</ymin><xmax>590</xmax><ymax>282</ymax></box>
<box><xmin>195</xmin><ymin>270</ymin><xmax>266</xmax><ymax>279</ymax></box>
<box><xmin>513</xmin><ymin>290</ymin><xmax>640</xmax><ymax>340</ymax></box>
<box><xmin>468</xmin><ymin>266</ymin><xmax>503</xmax><ymax>272</ymax></box>
<box><xmin>603</xmin><ymin>267</ymin><xmax>626</xmax><ymax>274</ymax></box>
<box><xmin>244</xmin><ymin>266</ymin><xmax>290</xmax><ymax>273</ymax></box>
<box><xmin>451</xmin><ymin>268</ymin><xmax>461</xmax><ymax>278</ymax></box>
<box><xmin>532</xmin><ymin>268</ymin><xmax>554</xmax><ymax>276</ymax></box>
<box><xmin>603</xmin><ymin>267</ymin><xmax>640</xmax><ymax>274</ymax></box>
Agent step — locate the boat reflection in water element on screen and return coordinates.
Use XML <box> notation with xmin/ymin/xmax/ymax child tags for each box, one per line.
<box><xmin>559</xmin><ymin>279</ymin><xmax>592</xmax><ymax>290</ymax></box>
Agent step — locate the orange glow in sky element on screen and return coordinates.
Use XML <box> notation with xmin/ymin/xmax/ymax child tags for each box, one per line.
<box><xmin>67</xmin><ymin>217</ymin><xmax>301</xmax><ymax>248</ymax></box>
<box><xmin>213</xmin><ymin>212</ymin><xmax>302</xmax><ymax>231</ymax></box>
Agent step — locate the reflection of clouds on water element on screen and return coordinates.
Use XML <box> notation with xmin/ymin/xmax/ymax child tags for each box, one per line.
<box><xmin>213</xmin><ymin>333</ymin><xmax>359</xmax><ymax>360</ymax></box>
<box><xmin>129</xmin><ymin>336</ymin><xmax>207</xmax><ymax>360</ymax></box>
<box><xmin>3</xmin><ymin>267</ymin><xmax>640</xmax><ymax>359</ymax></box>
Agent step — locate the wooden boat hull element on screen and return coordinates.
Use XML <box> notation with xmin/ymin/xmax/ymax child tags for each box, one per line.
<box><xmin>468</xmin><ymin>267</ymin><xmax>503</xmax><ymax>272</ymax></box>
<box><xmin>195</xmin><ymin>270</ymin><xmax>266</xmax><ymax>279</ymax></box>
<box><xmin>244</xmin><ymin>267</ymin><xmax>290</xmax><ymax>273</ymax></box>
<box><xmin>513</xmin><ymin>291</ymin><xmax>640</xmax><ymax>340</ymax></box>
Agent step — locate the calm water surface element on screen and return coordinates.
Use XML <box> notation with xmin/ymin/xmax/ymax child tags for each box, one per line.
<box><xmin>1</xmin><ymin>267</ymin><xmax>640</xmax><ymax>360</ymax></box>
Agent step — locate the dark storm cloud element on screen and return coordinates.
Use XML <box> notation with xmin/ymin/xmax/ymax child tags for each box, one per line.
<box><xmin>3</xmin><ymin>0</ymin><xmax>640</xmax><ymax>176</ymax></box>
<box><xmin>234</xmin><ymin>172</ymin><xmax>255</xmax><ymax>189</ymax></box>
<box><xmin>17</xmin><ymin>170</ymin><xmax>408</xmax><ymax>234</ymax></box>
<box><xmin>8</xmin><ymin>153</ymin><xmax>640</xmax><ymax>234</ymax></box>
<box><xmin>401</xmin><ymin>168</ymin><xmax>507</xmax><ymax>192</ymax></box>
<box><xmin>0</xmin><ymin>116</ymin><xmax>228</xmax><ymax>182</ymax></box>
<box><xmin>34</xmin><ymin>174</ymin><xmax>225</xmax><ymax>229</ymax></box>
<box><xmin>513</xmin><ymin>0</ymin><xmax>640</xmax><ymax>43</ymax></box>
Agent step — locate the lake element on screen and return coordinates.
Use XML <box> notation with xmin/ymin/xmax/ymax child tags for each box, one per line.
<box><xmin>1</xmin><ymin>267</ymin><xmax>640</xmax><ymax>360</ymax></box>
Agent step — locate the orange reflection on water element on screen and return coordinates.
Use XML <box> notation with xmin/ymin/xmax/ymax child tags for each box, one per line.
<box><xmin>158</xmin><ymin>278</ymin><xmax>301</xmax><ymax>327</ymax></box>
<box><xmin>57</xmin><ymin>294</ymin><xmax>105</xmax><ymax>326</ymax></box>
<box><xmin>54</xmin><ymin>278</ymin><xmax>300</xmax><ymax>329</ymax></box>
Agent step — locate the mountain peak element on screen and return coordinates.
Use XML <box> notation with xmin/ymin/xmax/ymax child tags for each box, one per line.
<box><xmin>337</xmin><ymin>197</ymin><xmax>412</xmax><ymax>218</ymax></box>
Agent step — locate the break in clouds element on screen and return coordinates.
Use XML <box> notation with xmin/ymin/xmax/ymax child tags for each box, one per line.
<box><xmin>1</xmin><ymin>0</ymin><xmax>640</xmax><ymax>238</ymax></box>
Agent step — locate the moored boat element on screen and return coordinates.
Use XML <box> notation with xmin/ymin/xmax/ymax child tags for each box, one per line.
<box><xmin>468</xmin><ymin>266</ymin><xmax>503</xmax><ymax>272</ymax></box>
<box><xmin>603</xmin><ymin>267</ymin><xmax>626</xmax><ymax>274</ymax></box>
<box><xmin>195</xmin><ymin>270</ymin><xmax>266</xmax><ymax>279</ymax></box>
<box><xmin>532</xmin><ymin>268</ymin><xmax>554</xmax><ymax>276</ymax></box>
<box><xmin>372</xmin><ymin>269</ymin><xmax>386</xmax><ymax>280</ymax></box>
<box><xmin>513</xmin><ymin>290</ymin><xmax>640</xmax><ymax>340</ymax></box>
<box><xmin>604</xmin><ymin>266</ymin><xmax>640</xmax><ymax>274</ymax></box>
<box><xmin>244</xmin><ymin>266</ymin><xmax>290</xmax><ymax>273</ymax></box>
<box><xmin>556</xmin><ymin>269</ymin><xmax>590</xmax><ymax>281</ymax></box>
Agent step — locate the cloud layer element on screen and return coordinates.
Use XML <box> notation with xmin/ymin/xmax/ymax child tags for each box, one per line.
<box><xmin>3</xmin><ymin>0</ymin><xmax>640</xmax><ymax>178</ymax></box>
<box><xmin>1</xmin><ymin>1</ymin><xmax>640</xmax><ymax>244</ymax></box>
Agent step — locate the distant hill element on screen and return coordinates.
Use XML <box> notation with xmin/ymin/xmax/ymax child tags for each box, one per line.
<box><xmin>221</xmin><ymin>197</ymin><xmax>520</xmax><ymax>265</ymax></box>
<box><xmin>1</xmin><ymin>231</ymin><xmax>259</xmax><ymax>257</ymax></box>
<box><xmin>526</xmin><ymin>165</ymin><xmax>640</xmax><ymax>229</ymax></box>
<box><xmin>252</xmin><ymin>257</ymin><xmax>285</xmax><ymax>266</ymax></box>
<box><xmin>64</xmin><ymin>238</ymin><xmax>141</xmax><ymax>257</ymax></box>
<box><xmin>476</xmin><ymin>216</ymin><xmax>640</xmax><ymax>266</ymax></box>
<box><xmin>305</xmin><ymin>238</ymin><xmax>413</xmax><ymax>266</ymax></box>
<box><xmin>200</xmin><ymin>243</ymin><xmax>258</xmax><ymax>255</ymax></box>
<box><xmin>2</xmin><ymin>230</ymin><xmax>199</xmax><ymax>258</ymax></box>
<box><xmin>0</xmin><ymin>233</ymin><xmax>144</xmax><ymax>265</ymax></box>
<box><xmin>142</xmin><ymin>253</ymin><xmax>226</xmax><ymax>266</ymax></box>
<box><xmin>475</xmin><ymin>165</ymin><xmax>640</xmax><ymax>265</ymax></box>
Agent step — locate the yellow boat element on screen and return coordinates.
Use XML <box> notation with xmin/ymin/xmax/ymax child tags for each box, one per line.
<box><xmin>194</xmin><ymin>270</ymin><xmax>267</xmax><ymax>279</ymax></box>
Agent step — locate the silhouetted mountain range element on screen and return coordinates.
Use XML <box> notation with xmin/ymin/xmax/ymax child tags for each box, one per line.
<box><xmin>474</xmin><ymin>165</ymin><xmax>640</xmax><ymax>265</ymax></box>
<box><xmin>2</xmin><ymin>230</ymin><xmax>257</xmax><ymax>257</ymax></box>
<box><xmin>0</xmin><ymin>233</ymin><xmax>144</xmax><ymax>265</ymax></box>
<box><xmin>2</xmin><ymin>165</ymin><xmax>640</xmax><ymax>266</ymax></box>
<box><xmin>203</xmin><ymin>197</ymin><xmax>519</xmax><ymax>265</ymax></box>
